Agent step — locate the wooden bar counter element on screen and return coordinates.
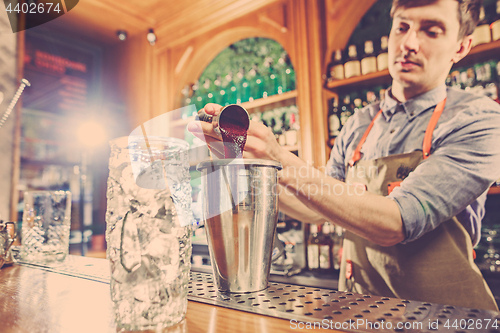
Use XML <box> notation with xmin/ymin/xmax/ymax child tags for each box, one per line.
<box><xmin>0</xmin><ymin>263</ymin><xmax>321</xmax><ymax>333</ymax></box>
<box><xmin>2</xmin><ymin>258</ymin><xmax>500</xmax><ymax>333</ymax></box>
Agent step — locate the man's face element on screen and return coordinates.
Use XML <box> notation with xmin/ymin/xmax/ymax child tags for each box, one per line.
<box><xmin>388</xmin><ymin>0</ymin><xmax>468</xmax><ymax>94</ymax></box>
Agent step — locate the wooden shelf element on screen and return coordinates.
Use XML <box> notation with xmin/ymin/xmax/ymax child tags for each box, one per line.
<box><xmin>459</xmin><ymin>39</ymin><xmax>500</xmax><ymax>64</ymax></box>
<box><xmin>470</xmin><ymin>39</ymin><xmax>500</xmax><ymax>55</ymax></box>
<box><xmin>170</xmin><ymin>90</ymin><xmax>298</xmax><ymax>128</ymax></box>
<box><xmin>241</xmin><ymin>90</ymin><xmax>298</xmax><ymax>110</ymax></box>
<box><xmin>488</xmin><ymin>186</ymin><xmax>500</xmax><ymax>195</ymax></box>
<box><xmin>21</xmin><ymin>157</ymin><xmax>79</xmax><ymax>167</ymax></box>
<box><xmin>326</xmin><ymin>69</ymin><xmax>390</xmax><ymax>90</ymax></box>
<box><xmin>325</xmin><ymin>39</ymin><xmax>500</xmax><ymax>92</ymax></box>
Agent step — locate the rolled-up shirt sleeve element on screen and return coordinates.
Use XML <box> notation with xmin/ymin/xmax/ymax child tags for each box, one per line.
<box><xmin>389</xmin><ymin>105</ymin><xmax>500</xmax><ymax>244</ymax></box>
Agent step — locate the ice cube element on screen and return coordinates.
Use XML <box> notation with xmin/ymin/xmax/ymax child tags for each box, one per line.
<box><xmin>144</xmin><ymin>233</ymin><xmax>179</xmax><ymax>284</ymax></box>
<box><xmin>120</xmin><ymin>212</ymin><xmax>142</xmax><ymax>273</ymax></box>
<box><xmin>135</xmin><ymin>160</ymin><xmax>167</xmax><ymax>189</ymax></box>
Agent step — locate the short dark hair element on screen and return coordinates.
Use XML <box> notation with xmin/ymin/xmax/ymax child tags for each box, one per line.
<box><xmin>390</xmin><ymin>0</ymin><xmax>482</xmax><ymax>39</ymax></box>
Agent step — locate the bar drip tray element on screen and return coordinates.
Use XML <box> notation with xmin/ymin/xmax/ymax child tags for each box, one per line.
<box><xmin>189</xmin><ymin>271</ymin><xmax>500</xmax><ymax>332</ymax></box>
<box><xmin>15</xmin><ymin>256</ymin><xmax>500</xmax><ymax>332</ymax></box>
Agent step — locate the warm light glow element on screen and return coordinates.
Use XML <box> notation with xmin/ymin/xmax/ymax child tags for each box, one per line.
<box><xmin>77</xmin><ymin>120</ymin><xmax>107</xmax><ymax>147</ymax></box>
<box><xmin>147</xmin><ymin>28</ymin><xmax>157</xmax><ymax>45</ymax></box>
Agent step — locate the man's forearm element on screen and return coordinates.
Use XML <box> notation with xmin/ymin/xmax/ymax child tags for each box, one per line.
<box><xmin>278</xmin><ymin>184</ymin><xmax>325</xmax><ymax>224</ymax></box>
<box><xmin>278</xmin><ymin>152</ymin><xmax>405</xmax><ymax>246</ymax></box>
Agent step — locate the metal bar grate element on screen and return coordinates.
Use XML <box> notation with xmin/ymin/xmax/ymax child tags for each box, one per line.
<box><xmin>188</xmin><ymin>272</ymin><xmax>500</xmax><ymax>332</ymax></box>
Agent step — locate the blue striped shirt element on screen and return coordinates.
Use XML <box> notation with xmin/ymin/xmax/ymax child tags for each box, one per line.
<box><xmin>326</xmin><ymin>85</ymin><xmax>500</xmax><ymax>245</ymax></box>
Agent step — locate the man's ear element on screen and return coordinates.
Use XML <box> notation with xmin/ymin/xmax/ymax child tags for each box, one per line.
<box><xmin>452</xmin><ymin>35</ymin><xmax>473</xmax><ymax>64</ymax></box>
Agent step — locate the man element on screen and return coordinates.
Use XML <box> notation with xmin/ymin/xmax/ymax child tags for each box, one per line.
<box><xmin>188</xmin><ymin>0</ymin><xmax>500</xmax><ymax>310</ymax></box>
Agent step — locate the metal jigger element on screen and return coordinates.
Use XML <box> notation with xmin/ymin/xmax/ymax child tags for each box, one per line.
<box><xmin>197</xmin><ymin>104</ymin><xmax>249</xmax><ymax>136</ymax></box>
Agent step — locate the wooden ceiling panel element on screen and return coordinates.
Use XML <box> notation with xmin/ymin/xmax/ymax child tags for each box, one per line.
<box><xmin>41</xmin><ymin>0</ymin><xmax>281</xmax><ymax>45</ymax></box>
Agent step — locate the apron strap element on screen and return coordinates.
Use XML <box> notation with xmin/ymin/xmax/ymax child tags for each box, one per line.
<box><xmin>348</xmin><ymin>110</ymin><xmax>383</xmax><ymax>167</ymax></box>
<box><xmin>348</xmin><ymin>98</ymin><xmax>447</xmax><ymax>167</ymax></box>
<box><xmin>422</xmin><ymin>98</ymin><xmax>446</xmax><ymax>159</ymax></box>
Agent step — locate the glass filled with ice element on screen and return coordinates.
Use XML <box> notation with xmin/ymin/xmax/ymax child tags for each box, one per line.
<box><xmin>106</xmin><ymin>136</ymin><xmax>193</xmax><ymax>330</ymax></box>
<box><xmin>21</xmin><ymin>190</ymin><xmax>72</xmax><ymax>263</ymax></box>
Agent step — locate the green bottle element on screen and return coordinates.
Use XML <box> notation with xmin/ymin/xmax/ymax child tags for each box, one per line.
<box><xmin>340</xmin><ymin>95</ymin><xmax>353</xmax><ymax>126</ymax></box>
<box><xmin>265</xmin><ymin>61</ymin><xmax>279</xmax><ymax>97</ymax></box>
<box><xmin>191</xmin><ymin>80</ymin><xmax>204</xmax><ymax>111</ymax></box>
<box><xmin>238</xmin><ymin>68</ymin><xmax>251</xmax><ymax>103</ymax></box>
<box><xmin>281</xmin><ymin>55</ymin><xmax>295</xmax><ymax>92</ymax></box>
<box><xmin>213</xmin><ymin>75</ymin><xmax>224</xmax><ymax>105</ymax></box>
<box><xmin>203</xmin><ymin>78</ymin><xmax>215</xmax><ymax>105</ymax></box>
<box><xmin>248</xmin><ymin>65</ymin><xmax>260</xmax><ymax>101</ymax></box>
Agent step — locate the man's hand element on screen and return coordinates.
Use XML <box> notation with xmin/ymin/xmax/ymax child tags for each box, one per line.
<box><xmin>187</xmin><ymin>103</ymin><xmax>286</xmax><ymax>161</ymax></box>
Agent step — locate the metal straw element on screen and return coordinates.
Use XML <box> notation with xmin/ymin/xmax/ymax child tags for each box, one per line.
<box><xmin>0</xmin><ymin>79</ymin><xmax>31</xmax><ymax>129</ymax></box>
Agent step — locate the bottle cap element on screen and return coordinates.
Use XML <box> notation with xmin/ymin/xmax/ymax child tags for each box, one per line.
<box><xmin>364</xmin><ymin>40</ymin><xmax>374</xmax><ymax>54</ymax></box>
<box><xmin>334</xmin><ymin>49</ymin><xmax>342</xmax><ymax>61</ymax></box>
<box><xmin>348</xmin><ymin>45</ymin><xmax>358</xmax><ymax>58</ymax></box>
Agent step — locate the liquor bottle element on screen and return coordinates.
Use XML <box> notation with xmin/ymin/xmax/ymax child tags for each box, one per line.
<box><xmin>250</xmin><ymin>111</ymin><xmax>263</xmax><ymax>124</ymax></box>
<box><xmin>327</xmin><ymin>49</ymin><xmax>345</xmax><ymax>82</ymax></box>
<box><xmin>361</xmin><ymin>40</ymin><xmax>377</xmax><ymax>75</ymax></box>
<box><xmin>277</xmin><ymin>54</ymin><xmax>286</xmax><ymax>94</ymax></box>
<box><xmin>340</xmin><ymin>95</ymin><xmax>354</xmax><ymax>126</ymax></box>
<box><xmin>353</xmin><ymin>97</ymin><xmax>363</xmax><ymax>112</ymax></box>
<box><xmin>191</xmin><ymin>80</ymin><xmax>205</xmax><ymax>111</ymax></box>
<box><xmin>248</xmin><ymin>65</ymin><xmax>259</xmax><ymax>101</ymax></box>
<box><xmin>214</xmin><ymin>75</ymin><xmax>224</xmax><ymax>105</ymax></box>
<box><xmin>328</xmin><ymin>97</ymin><xmax>341</xmax><ymax>142</ymax></box>
<box><xmin>449</xmin><ymin>70</ymin><xmax>462</xmax><ymax>90</ymax></box>
<box><xmin>481</xmin><ymin>61</ymin><xmax>500</xmax><ymax>103</ymax></box>
<box><xmin>283</xmin><ymin>106</ymin><xmax>299</xmax><ymax>146</ymax></box>
<box><xmin>203</xmin><ymin>78</ymin><xmax>216</xmax><ymax>105</ymax></box>
<box><xmin>366</xmin><ymin>89</ymin><xmax>377</xmax><ymax>105</ymax></box>
<box><xmin>462</xmin><ymin>68</ymin><xmax>477</xmax><ymax>90</ymax></box>
<box><xmin>267</xmin><ymin>64</ymin><xmax>279</xmax><ymax>96</ymax></box>
<box><xmin>331</xmin><ymin>225</ymin><xmax>344</xmax><ymax>270</ymax></box>
<box><xmin>307</xmin><ymin>224</ymin><xmax>320</xmax><ymax>271</ymax></box>
<box><xmin>344</xmin><ymin>45</ymin><xmax>361</xmax><ymax>79</ymax></box>
<box><xmin>377</xmin><ymin>36</ymin><xmax>389</xmax><ymax>71</ymax></box>
<box><xmin>445</xmin><ymin>74</ymin><xmax>452</xmax><ymax>87</ymax></box>
<box><xmin>354</xmin><ymin>98</ymin><xmax>363</xmax><ymax>113</ymax></box>
<box><xmin>255</xmin><ymin>68</ymin><xmax>265</xmax><ymax>100</ymax></box>
<box><xmin>492</xmin><ymin>0</ymin><xmax>500</xmax><ymax>41</ymax></box>
<box><xmin>224</xmin><ymin>72</ymin><xmax>237</xmax><ymax>105</ymax></box>
<box><xmin>284</xmin><ymin>61</ymin><xmax>296</xmax><ymax>92</ymax></box>
<box><xmin>319</xmin><ymin>223</ymin><xmax>333</xmax><ymax>272</ymax></box>
<box><xmin>261</xmin><ymin>110</ymin><xmax>278</xmax><ymax>140</ymax></box>
<box><xmin>238</xmin><ymin>68</ymin><xmax>250</xmax><ymax>103</ymax></box>
<box><xmin>471</xmin><ymin>6</ymin><xmax>491</xmax><ymax>47</ymax></box>
<box><xmin>272</xmin><ymin>108</ymin><xmax>286</xmax><ymax>145</ymax></box>
<box><xmin>379</xmin><ymin>86</ymin><xmax>387</xmax><ymax>102</ymax></box>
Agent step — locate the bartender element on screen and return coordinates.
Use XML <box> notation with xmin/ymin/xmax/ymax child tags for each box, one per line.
<box><xmin>188</xmin><ymin>0</ymin><xmax>500</xmax><ymax>310</ymax></box>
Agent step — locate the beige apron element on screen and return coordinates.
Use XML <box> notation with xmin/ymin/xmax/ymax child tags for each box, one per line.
<box><xmin>339</xmin><ymin>99</ymin><xmax>498</xmax><ymax>311</ymax></box>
